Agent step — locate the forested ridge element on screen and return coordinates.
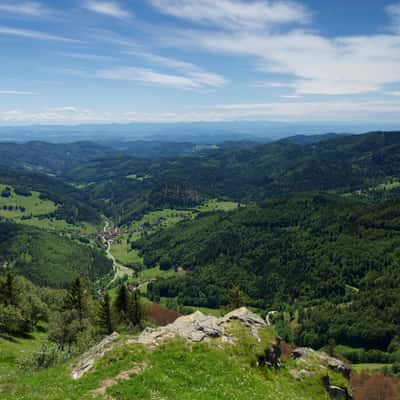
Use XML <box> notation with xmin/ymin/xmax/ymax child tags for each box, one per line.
<box><xmin>137</xmin><ymin>193</ymin><xmax>400</xmax><ymax>352</ymax></box>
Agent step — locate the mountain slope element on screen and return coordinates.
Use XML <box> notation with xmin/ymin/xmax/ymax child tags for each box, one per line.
<box><xmin>0</xmin><ymin>222</ymin><xmax>112</xmax><ymax>287</ymax></box>
<box><xmin>137</xmin><ymin>193</ymin><xmax>400</xmax><ymax>350</ymax></box>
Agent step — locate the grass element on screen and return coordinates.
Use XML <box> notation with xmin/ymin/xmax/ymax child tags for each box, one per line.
<box><xmin>138</xmin><ymin>267</ymin><xmax>178</xmax><ymax>282</ymax></box>
<box><xmin>352</xmin><ymin>363</ymin><xmax>392</xmax><ymax>373</ymax></box>
<box><xmin>0</xmin><ymin>324</ymin><xmax>343</xmax><ymax>400</ymax></box>
<box><xmin>0</xmin><ymin>184</ymin><xmax>98</xmax><ymax>235</ymax></box>
<box><xmin>197</xmin><ymin>199</ymin><xmax>239</xmax><ymax>212</ymax></box>
<box><xmin>111</xmin><ymin>234</ymin><xmax>144</xmax><ymax>266</ymax></box>
<box><xmin>0</xmin><ymin>184</ymin><xmax>57</xmax><ymax>218</ymax></box>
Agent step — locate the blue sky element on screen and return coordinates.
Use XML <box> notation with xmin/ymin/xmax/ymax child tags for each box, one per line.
<box><xmin>0</xmin><ymin>0</ymin><xmax>400</xmax><ymax>124</ymax></box>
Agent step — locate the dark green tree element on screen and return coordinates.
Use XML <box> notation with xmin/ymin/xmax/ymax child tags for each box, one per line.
<box><xmin>98</xmin><ymin>293</ymin><xmax>114</xmax><ymax>335</ymax></box>
<box><xmin>64</xmin><ymin>277</ymin><xmax>88</xmax><ymax>324</ymax></box>
<box><xmin>128</xmin><ymin>290</ymin><xmax>143</xmax><ymax>327</ymax></box>
<box><xmin>114</xmin><ymin>284</ymin><xmax>129</xmax><ymax>319</ymax></box>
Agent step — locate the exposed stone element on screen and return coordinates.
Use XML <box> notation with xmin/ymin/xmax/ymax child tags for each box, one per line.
<box><xmin>289</xmin><ymin>369</ymin><xmax>313</xmax><ymax>379</ymax></box>
<box><xmin>322</xmin><ymin>375</ymin><xmax>352</xmax><ymax>400</ymax></box>
<box><xmin>137</xmin><ymin>308</ymin><xmax>266</xmax><ymax>346</ymax></box>
<box><xmin>292</xmin><ymin>347</ymin><xmax>351</xmax><ymax>379</ymax></box>
<box><xmin>71</xmin><ymin>332</ymin><xmax>120</xmax><ymax>380</ymax></box>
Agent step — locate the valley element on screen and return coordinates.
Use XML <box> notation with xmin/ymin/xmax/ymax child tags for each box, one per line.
<box><xmin>2</xmin><ymin>131</ymin><xmax>400</xmax><ymax>399</ymax></box>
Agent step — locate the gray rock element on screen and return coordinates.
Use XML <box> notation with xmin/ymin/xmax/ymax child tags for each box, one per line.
<box><xmin>137</xmin><ymin>308</ymin><xmax>266</xmax><ymax>346</ymax></box>
<box><xmin>292</xmin><ymin>347</ymin><xmax>351</xmax><ymax>379</ymax></box>
<box><xmin>71</xmin><ymin>332</ymin><xmax>120</xmax><ymax>380</ymax></box>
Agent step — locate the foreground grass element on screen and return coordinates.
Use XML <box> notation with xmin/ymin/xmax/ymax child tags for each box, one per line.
<box><xmin>0</xmin><ymin>323</ymin><xmax>344</xmax><ymax>400</ymax></box>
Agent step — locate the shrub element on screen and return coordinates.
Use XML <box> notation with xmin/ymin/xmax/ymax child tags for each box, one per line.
<box><xmin>20</xmin><ymin>340</ymin><xmax>68</xmax><ymax>372</ymax></box>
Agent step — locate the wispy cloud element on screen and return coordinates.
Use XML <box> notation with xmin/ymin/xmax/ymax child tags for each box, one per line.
<box><xmin>174</xmin><ymin>28</ymin><xmax>400</xmax><ymax>95</ymax></box>
<box><xmin>0</xmin><ymin>90</ymin><xmax>38</xmax><ymax>95</ymax></box>
<box><xmin>84</xmin><ymin>1</ymin><xmax>132</xmax><ymax>19</ymax></box>
<box><xmin>0</xmin><ymin>26</ymin><xmax>79</xmax><ymax>42</ymax></box>
<box><xmin>386</xmin><ymin>3</ymin><xmax>400</xmax><ymax>33</ymax></box>
<box><xmin>0</xmin><ymin>2</ymin><xmax>48</xmax><ymax>17</ymax></box>
<box><xmin>149</xmin><ymin>0</ymin><xmax>310</xmax><ymax>31</ymax></box>
<box><xmin>56</xmin><ymin>51</ymin><xmax>115</xmax><ymax>61</ymax></box>
<box><xmin>97</xmin><ymin>66</ymin><xmax>226</xmax><ymax>89</ymax></box>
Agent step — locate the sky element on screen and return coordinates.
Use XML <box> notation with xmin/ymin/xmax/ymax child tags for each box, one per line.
<box><xmin>0</xmin><ymin>0</ymin><xmax>400</xmax><ymax>125</ymax></box>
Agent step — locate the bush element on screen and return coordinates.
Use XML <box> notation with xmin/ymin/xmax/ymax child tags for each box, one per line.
<box><xmin>20</xmin><ymin>340</ymin><xmax>68</xmax><ymax>372</ymax></box>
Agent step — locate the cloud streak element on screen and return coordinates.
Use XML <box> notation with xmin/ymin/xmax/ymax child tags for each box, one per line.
<box><xmin>149</xmin><ymin>0</ymin><xmax>310</xmax><ymax>30</ymax></box>
<box><xmin>0</xmin><ymin>90</ymin><xmax>38</xmax><ymax>95</ymax></box>
<box><xmin>0</xmin><ymin>26</ymin><xmax>79</xmax><ymax>42</ymax></box>
<box><xmin>97</xmin><ymin>66</ymin><xmax>226</xmax><ymax>89</ymax></box>
<box><xmin>0</xmin><ymin>2</ymin><xmax>48</xmax><ymax>17</ymax></box>
<box><xmin>84</xmin><ymin>1</ymin><xmax>132</xmax><ymax>19</ymax></box>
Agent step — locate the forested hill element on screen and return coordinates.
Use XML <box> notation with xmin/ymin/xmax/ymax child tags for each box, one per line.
<box><xmin>0</xmin><ymin>167</ymin><xmax>102</xmax><ymax>225</ymax></box>
<box><xmin>137</xmin><ymin>193</ymin><xmax>400</xmax><ymax>350</ymax></box>
<box><xmin>0</xmin><ymin>222</ymin><xmax>112</xmax><ymax>287</ymax></box>
<box><xmin>0</xmin><ymin>141</ymin><xmax>115</xmax><ymax>175</ymax></box>
<box><xmin>66</xmin><ymin>131</ymin><xmax>400</xmax><ymax>217</ymax></box>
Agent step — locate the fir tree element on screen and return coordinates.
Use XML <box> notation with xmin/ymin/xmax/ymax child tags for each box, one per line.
<box><xmin>114</xmin><ymin>284</ymin><xmax>129</xmax><ymax>319</ymax></box>
<box><xmin>128</xmin><ymin>290</ymin><xmax>143</xmax><ymax>327</ymax></box>
<box><xmin>98</xmin><ymin>292</ymin><xmax>114</xmax><ymax>335</ymax></box>
<box><xmin>64</xmin><ymin>277</ymin><xmax>88</xmax><ymax>324</ymax></box>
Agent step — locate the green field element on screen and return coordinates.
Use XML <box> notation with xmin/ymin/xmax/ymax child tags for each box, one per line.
<box><xmin>352</xmin><ymin>363</ymin><xmax>392</xmax><ymax>373</ymax></box>
<box><xmin>111</xmin><ymin>234</ymin><xmax>144</xmax><ymax>266</ymax></box>
<box><xmin>0</xmin><ymin>184</ymin><xmax>57</xmax><ymax>218</ymax></box>
<box><xmin>197</xmin><ymin>199</ymin><xmax>239</xmax><ymax>212</ymax></box>
<box><xmin>0</xmin><ymin>184</ymin><xmax>98</xmax><ymax>235</ymax></box>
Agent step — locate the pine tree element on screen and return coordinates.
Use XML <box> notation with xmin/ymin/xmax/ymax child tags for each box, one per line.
<box><xmin>64</xmin><ymin>277</ymin><xmax>88</xmax><ymax>324</ymax></box>
<box><xmin>2</xmin><ymin>272</ymin><xmax>18</xmax><ymax>307</ymax></box>
<box><xmin>114</xmin><ymin>284</ymin><xmax>129</xmax><ymax>319</ymax></box>
<box><xmin>98</xmin><ymin>293</ymin><xmax>114</xmax><ymax>335</ymax></box>
<box><xmin>128</xmin><ymin>290</ymin><xmax>143</xmax><ymax>327</ymax></box>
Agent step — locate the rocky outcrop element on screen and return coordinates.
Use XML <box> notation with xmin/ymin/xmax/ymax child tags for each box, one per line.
<box><xmin>137</xmin><ymin>307</ymin><xmax>266</xmax><ymax>346</ymax></box>
<box><xmin>292</xmin><ymin>347</ymin><xmax>351</xmax><ymax>379</ymax></box>
<box><xmin>71</xmin><ymin>332</ymin><xmax>120</xmax><ymax>380</ymax></box>
<box><xmin>322</xmin><ymin>375</ymin><xmax>352</xmax><ymax>400</ymax></box>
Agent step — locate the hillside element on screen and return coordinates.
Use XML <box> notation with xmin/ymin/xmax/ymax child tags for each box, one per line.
<box><xmin>0</xmin><ymin>141</ymin><xmax>115</xmax><ymax>175</ymax></box>
<box><xmin>0</xmin><ymin>308</ymin><xmax>351</xmax><ymax>400</ymax></box>
<box><xmin>66</xmin><ymin>132</ymin><xmax>400</xmax><ymax>223</ymax></box>
<box><xmin>0</xmin><ymin>222</ymin><xmax>112</xmax><ymax>287</ymax></box>
<box><xmin>0</xmin><ymin>168</ymin><xmax>102</xmax><ymax>225</ymax></box>
<box><xmin>136</xmin><ymin>193</ymin><xmax>400</xmax><ymax>351</ymax></box>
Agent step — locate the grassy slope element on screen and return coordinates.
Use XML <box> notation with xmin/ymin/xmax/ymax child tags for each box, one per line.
<box><xmin>0</xmin><ymin>323</ymin><xmax>346</xmax><ymax>400</ymax></box>
<box><xmin>0</xmin><ymin>184</ymin><xmax>98</xmax><ymax>234</ymax></box>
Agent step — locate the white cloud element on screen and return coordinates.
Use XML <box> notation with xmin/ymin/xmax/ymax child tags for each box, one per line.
<box><xmin>56</xmin><ymin>52</ymin><xmax>115</xmax><ymax>61</ymax></box>
<box><xmin>0</xmin><ymin>26</ymin><xmax>78</xmax><ymax>42</ymax></box>
<box><xmin>84</xmin><ymin>1</ymin><xmax>132</xmax><ymax>19</ymax></box>
<box><xmin>97</xmin><ymin>66</ymin><xmax>226</xmax><ymax>89</ymax></box>
<box><xmin>0</xmin><ymin>90</ymin><xmax>38</xmax><ymax>95</ymax></box>
<box><xmin>0</xmin><ymin>2</ymin><xmax>48</xmax><ymax>17</ymax></box>
<box><xmin>386</xmin><ymin>3</ymin><xmax>400</xmax><ymax>33</ymax></box>
<box><xmin>2</xmin><ymin>99</ymin><xmax>400</xmax><ymax>124</ymax></box>
<box><xmin>387</xmin><ymin>91</ymin><xmax>400</xmax><ymax>96</ymax></box>
<box><xmin>177</xmin><ymin>29</ymin><xmax>400</xmax><ymax>95</ymax></box>
<box><xmin>280</xmin><ymin>94</ymin><xmax>302</xmax><ymax>98</ymax></box>
<box><xmin>149</xmin><ymin>0</ymin><xmax>310</xmax><ymax>30</ymax></box>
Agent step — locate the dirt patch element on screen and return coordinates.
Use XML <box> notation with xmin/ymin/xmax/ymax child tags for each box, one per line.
<box><xmin>92</xmin><ymin>363</ymin><xmax>147</xmax><ymax>397</ymax></box>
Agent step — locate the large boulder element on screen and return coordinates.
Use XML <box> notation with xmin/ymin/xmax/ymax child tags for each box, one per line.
<box><xmin>138</xmin><ymin>308</ymin><xmax>266</xmax><ymax>346</ymax></box>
